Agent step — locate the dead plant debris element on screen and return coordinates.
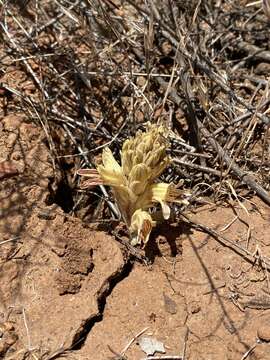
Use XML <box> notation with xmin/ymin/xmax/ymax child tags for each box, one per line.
<box><xmin>1</xmin><ymin>0</ymin><xmax>270</xmax><ymax>359</ymax></box>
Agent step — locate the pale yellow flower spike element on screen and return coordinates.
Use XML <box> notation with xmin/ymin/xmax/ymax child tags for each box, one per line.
<box><xmin>97</xmin><ymin>148</ymin><xmax>126</xmax><ymax>186</ymax></box>
<box><xmin>78</xmin><ymin>124</ymin><xmax>189</xmax><ymax>247</ymax></box>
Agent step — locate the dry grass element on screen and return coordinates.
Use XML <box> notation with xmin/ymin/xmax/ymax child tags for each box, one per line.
<box><xmin>1</xmin><ymin>1</ymin><xmax>270</xmax><ymax>358</ymax></box>
<box><xmin>1</xmin><ymin>1</ymin><xmax>270</xmax><ymax>218</ymax></box>
<box><xmin>1</xmin><ymin>1</ymin><xmax>269</xmax><ymax>227</ymax></box>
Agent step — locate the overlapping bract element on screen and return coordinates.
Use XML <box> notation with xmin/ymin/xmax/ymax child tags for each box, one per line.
<box><xmin>78</xmin><ymin>124</ymin><xmax>187</xmax><ymax>246</ymax></box>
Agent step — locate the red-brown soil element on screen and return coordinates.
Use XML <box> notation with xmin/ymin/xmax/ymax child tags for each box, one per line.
<box><xmin>0</xmin><ymin>114</ymin><xmax>270</xmax><ymax>360</ymax></box>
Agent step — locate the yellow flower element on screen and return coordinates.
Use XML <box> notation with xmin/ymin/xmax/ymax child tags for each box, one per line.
<box><xmin>78</xmin><ymin>124</ymin><xmax>189</xmax><ymax>247</ymax></box>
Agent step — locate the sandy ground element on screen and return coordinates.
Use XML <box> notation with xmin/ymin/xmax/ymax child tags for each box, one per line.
<box><xmin>0</xmin><ymin>113</ymin><xmax>270</xmax><ymax>360</ymax></box>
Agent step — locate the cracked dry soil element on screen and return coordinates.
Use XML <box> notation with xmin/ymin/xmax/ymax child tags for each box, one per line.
<box><xmin>1</xmin><ymin>114</ymin><xmax>270</xmax><ymax>360</ymax></box>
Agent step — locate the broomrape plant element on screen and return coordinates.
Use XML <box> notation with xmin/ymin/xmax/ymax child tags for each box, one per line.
<box><xmin>78</xmin><ymin>124</ymin><xmax>189</xmax><ymax>247</ymax></box>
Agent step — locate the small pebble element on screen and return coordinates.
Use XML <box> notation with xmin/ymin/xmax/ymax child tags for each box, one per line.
<box><xmin>163</xmin><ymin>293</ymin><xmax>177</xmax><ymax>315</ymax></box>
<box><xmin>188</xmin><ymin>301</ymin><xmax>201</xmax><ymax>314</ymax></box>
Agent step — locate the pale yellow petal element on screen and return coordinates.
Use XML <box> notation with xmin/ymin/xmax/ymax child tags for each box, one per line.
<box><xmin>77</xmin><ymin>168</ymin><xmax>103</xmax><ymax>187</ymax></box>
<box><xmin>97</xmin><ymin>165</ymin><xmax>125</xmax><ymax>186</ymax></box>
<box><xmin>98</xmin><ymin>147</ymin><xmax>126</xmax><ymax>186</ymax></box>
<box><xmin>77</xmin><ymin>168</ymin><xmax>99</xmax><ymax>177</ymax></box>
<box><xmin>144</xmin><ymin>145</ymin><xmax>166</xmax><ymax>168</ymax></box>
<box><xmin>159</xmin><ymin>200</ymin><xmax>171</xmax><ymax>220</ymax></box>
<box><xmin>149</xmin><ymin>159</ymin><xmax>170</xmax><ymax>181</ymax></box>
<box><xmin>133</xmin><ymin>186</ymin><xmax>153</xmax><ymax>211</ymax></box>
<box><xmin>151</xmin><ymin>183</ymin><xmax>185</xmax><ymax>202</ymax></box>
<box><xmin>150</xmin><ymin>183</ymin><xmax>171</xmax><ymax>219</ymax></box>
<box><xmin>129</xmin><ymin>180</ymin><xmax>144</xmax><ymax>196</ymax></box>
<box><xmin>150</xmin><ymin>182</ymin><xmax>171</xmax><ymax>201</ymax></box>
<box><xmin>102</xmin><ymin>147</ymin><xmax>122</xmax><ymax>174</ymax></box>
<box><xmin>113</xmin><ymin>185</ymin><xmax>137</xmax><ymax>224</ymax></box>
<box><xmin>129</xmin><ymin>163</ymin><xmax>149</xmax><ymax>181</ymax></box>
<box><xmin>121</xmin><ymin>149</ymin><xmax>133</xmax><ymax>176</ymax></box>
<box><xmin>122</xmin><ymin>138</ymin><xmax>131</xmax><ymax>152</ymax></box>
<box><xmin>130</xmin><ymin>209</ymin><xmax>154</xmax><ymax>247</ymax></box>
<box><xmin>128</xmin><ymin>164</ymin><xmax>149</xmax><ymax>195</ymax></box>
<box><xmin>134</xmin><ymin>150</ymin><xmax>144</xmax><ymax>165</ymax></box>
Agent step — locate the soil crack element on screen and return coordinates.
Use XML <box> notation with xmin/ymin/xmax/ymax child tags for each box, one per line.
<box><xmin>71</xmin><ymin>257</ymin><xmax>133</xmax><ymax>350</ymax></box>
